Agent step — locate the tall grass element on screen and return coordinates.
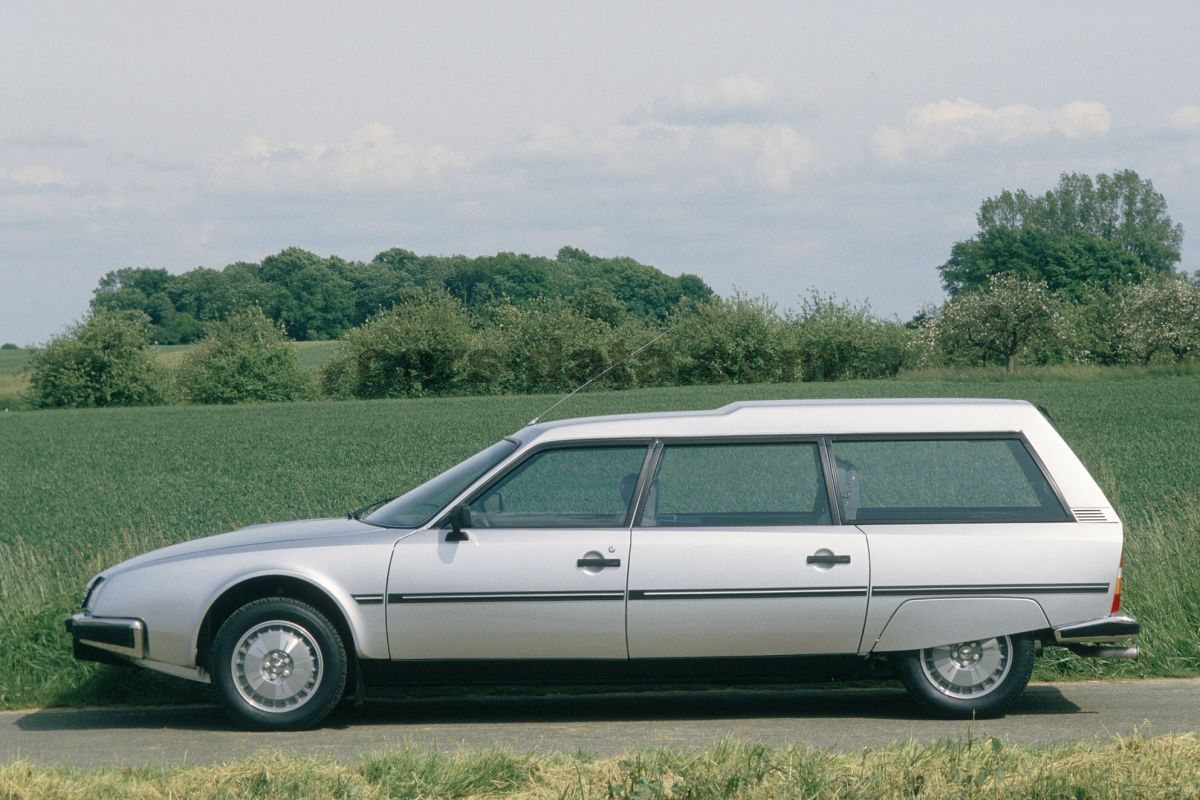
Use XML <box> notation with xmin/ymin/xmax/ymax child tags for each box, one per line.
<box><xmin>1</xmin><ymin>736</ymin><xmax>1197</xmax><ymax>799</ymax></box>
<box><xmin>0</xmin><ymin>375</ymin><xmax>1197</xmax><ymax>709</ymax></box>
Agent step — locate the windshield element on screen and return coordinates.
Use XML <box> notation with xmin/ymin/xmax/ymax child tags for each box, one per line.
<box><xmin>364</xmin><ymin>439</ymin><xmax>519</xmax><ymax>528</ymax></box>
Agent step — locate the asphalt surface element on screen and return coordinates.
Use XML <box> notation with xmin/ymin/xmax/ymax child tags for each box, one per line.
<box><xmin>2</xmin><ymin>678</ymin><xmax>1196</xmax><ymax>767</ymax></box>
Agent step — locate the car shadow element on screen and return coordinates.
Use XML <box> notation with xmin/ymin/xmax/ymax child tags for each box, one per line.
<box><xmin>15</xmin><ymin>684</ymin><xmax>1083</xmax><ymax>733</ymax></box>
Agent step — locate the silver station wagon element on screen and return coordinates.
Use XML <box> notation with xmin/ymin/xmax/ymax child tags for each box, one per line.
<box><xmin>68</xmin><ymin>399</ymin><xmax>1139</xmax><ymax>728</ymax></box>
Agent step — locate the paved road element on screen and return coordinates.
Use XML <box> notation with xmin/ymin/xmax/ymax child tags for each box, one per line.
<box><xmin>2</xmin><ymin>678</ymin><xmax>1196</xmax><ymax>767</ymax></box>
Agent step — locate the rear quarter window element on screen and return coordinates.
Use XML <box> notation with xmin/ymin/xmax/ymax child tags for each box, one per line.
<box><xmin>830</xmin><ymin>437</ymin><xmax>1070</xmax><ymax>524</ymax></box>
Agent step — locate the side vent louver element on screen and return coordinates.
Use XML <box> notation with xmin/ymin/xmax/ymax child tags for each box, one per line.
<box><xmin>1072</xmin><ymin>508</ymin><xmax>1110</xmax><ymax>522</ymax></box>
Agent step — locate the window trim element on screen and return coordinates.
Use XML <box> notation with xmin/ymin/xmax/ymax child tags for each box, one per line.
<box><xmin>825</xmin><ymin>432</ymin><xmax>1073</xmax><ymax>525</ymax></box>
<box><xmin>633</xmin><ymin>436</ymin><xmax>835</xmax><ymax>528</ymax></box>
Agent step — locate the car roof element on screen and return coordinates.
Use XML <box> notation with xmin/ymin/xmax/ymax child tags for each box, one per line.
<box><xmin>517</xmin><ymin>398</ymin><xmax>1042</xmax><ymax>443</ymax></box>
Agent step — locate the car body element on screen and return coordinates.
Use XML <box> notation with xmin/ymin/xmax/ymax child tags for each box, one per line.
<box><xmin>68</xmin><ymin>399</ymin><xmax>1139</xmax><ymax>728</ymax></box>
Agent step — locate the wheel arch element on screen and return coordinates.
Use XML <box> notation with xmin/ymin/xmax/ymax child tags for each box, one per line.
<box><xmin>870</xmin><ymin>597</ymin><xmax>1052</xmax><ymax>654</ymax></box>
<box><xmin>195</xmin><ymin>574</ymin><xmax>359</xmax><ymax>674</ymax></box>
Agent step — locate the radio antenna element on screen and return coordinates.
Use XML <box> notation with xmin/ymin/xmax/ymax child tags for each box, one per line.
<box><xmin>528</xmin><ymin>325</ymin><xmax>675</xmax><ymax>426</ymax></box>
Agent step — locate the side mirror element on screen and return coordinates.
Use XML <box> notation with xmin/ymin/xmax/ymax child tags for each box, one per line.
<box><xmin>445</xmin><ymin>504</ymin><xmax>472</xmax><ymax>542</ymax></box>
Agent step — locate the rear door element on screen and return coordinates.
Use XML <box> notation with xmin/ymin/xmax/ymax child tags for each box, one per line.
<box><xmin>626</xmin><ymin>440</ymin><xmax>870</xmax><ymax>658</ymax></box>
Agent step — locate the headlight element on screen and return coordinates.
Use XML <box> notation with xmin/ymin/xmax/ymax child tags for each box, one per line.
<box><xmin>82</xmin><ymin>576</ymin><xmax>105</xmax><ymax>611</ymax></box>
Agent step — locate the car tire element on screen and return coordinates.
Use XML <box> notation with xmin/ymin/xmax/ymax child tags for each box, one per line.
<box><xmin>210</xmin><ymin>597</ymin><xmax>348</xmax><ymax>730</ymax></box>
<box><xmin>896</xmin><ymin>633</ymin><xmax>1035</xmax><ymax>719</ymax></box>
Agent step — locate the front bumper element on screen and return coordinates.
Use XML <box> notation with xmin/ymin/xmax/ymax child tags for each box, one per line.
<box><xmin>1052</xmin><ymin>613</ymin><xmax>1140</xmax><ymax>659</ymax></box>
<box><xmin>66</xmin><ymin>613</ymin><xmax>146</xmax><ymax>664</ymax></box>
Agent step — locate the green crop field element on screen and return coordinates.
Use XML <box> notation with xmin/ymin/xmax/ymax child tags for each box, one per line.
<box><xmin>0</xmin><ymin>347</ymin><xmax>30</xmax><ymax>410</ymax></box>
<box><xmin>0</xmin><ymin>372</ymin><xmax>1197</xmax><ymax>710</ymax></box>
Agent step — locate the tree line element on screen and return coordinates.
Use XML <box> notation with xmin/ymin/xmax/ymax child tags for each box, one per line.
<box><xmin>89</xmin><ymin>246</ymin><xmax>714</xmax><ymax>344</ymax></box>
<box><xmin>22</xmin><ymin>169</ymin><xmax>1200</xmax><ymax>408</ymax></box>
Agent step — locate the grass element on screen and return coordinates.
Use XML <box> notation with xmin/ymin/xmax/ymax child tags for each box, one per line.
<box><xmin>0</xmin><ymin>374</ymin><xmax>1198</xmax><ymax>710</ymax></box>
<box><xmin>0</xmin><ymin>736</ymin><xmax>1197</xmax><ymax>798</ymax></box>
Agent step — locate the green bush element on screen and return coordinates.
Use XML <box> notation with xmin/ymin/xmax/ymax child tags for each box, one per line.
<box><xmin>1064</xmin><ymin>284</ymin><xmax>1123</xmax><ymax>365</ymax></box>
<box><xmin>493</xmin><ymin>300</ymin><xmax>622</xmax><ymax>394</ymax></box>
<box><xmin>670</xmin><ymin>295</ymin><xmax>798</xmax><ymax>385</ymax></box>
<box><xmin>0</xmin><ymin>343</ymin><xmax>17</xmax><ymax>350</ymax></box>
<box><xmin>787</xmin><ymin>293</ymin><xmax>910</xmax><ymax>381</ymax></box>
<box><xmin>176</xmin><ymin>308</ymin><xmax>316</xmax><ymax>404</ymax></box>
<box><xmin>26</xmin><ymin>312</ymin><xmax>171</xmax><ymax>408</ymax></box>
<box><xmin>321</xmin><ymin>291</ymin><xmax>475</xmax><ymax>398</ymax></box>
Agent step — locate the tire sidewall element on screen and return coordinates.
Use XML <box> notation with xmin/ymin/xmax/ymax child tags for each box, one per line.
<box><xmin>211</xmin><ymin>597</ymin><xmax>347</xmax><ymax>730</ymax></box>
<box><xmin>897</xmin><ymin>634</ymin><xmax>1036</xmax><ymax>719</ymax></box>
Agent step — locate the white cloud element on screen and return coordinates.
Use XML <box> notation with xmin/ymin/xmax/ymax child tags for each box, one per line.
<box><xmin>513</xmin><ymin>119</ymin><xmax>815</xmax><ymax>192</ymax></box>
<box><xmin>678</xmin><ymin>74</ymin><xmax>776</xmax><ymax>115</ymax></box>
<box><xmin>215</xmin><ymin>123</ymin><xmax>471</xmax><ymax>191</ymax></box>
<box><xmin>634</xmin><ymin>74</ymin><xmax>785</xmax><ymax>125</ymax></box>
<box><xmin>3</xmin><ymin>165</ymin><xmax>79</xmax><ymax>187</ymax></box>
<box><xmin>1170</xmin><ymin>105</ymin><xmax>1200</xmax><ymax>130</ymax></box>
<box><xmin>513</xmin><ymin>75</ymin><xmax>816</xmax><ymax>193</ymax></box>
<box><xmin>1055</xmin><ymin>101</ymin><xmax>1111</xmax><ymax>138</ymax></box>
<box><xmin>869</xmin><ymin>99</ymin><xmax>1110</xmax><ymax>163</ymax></box>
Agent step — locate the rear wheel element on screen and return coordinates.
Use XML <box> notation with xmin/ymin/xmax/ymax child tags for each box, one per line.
<box><xmin>210</xmin><ymin>597</ymin><xmax>347</xmax><ymax>729</ymax></box>
<box><xmin>896</xmin><ymin>633</ymin><xmax>1034</xmax><ymax>718</ymax></box>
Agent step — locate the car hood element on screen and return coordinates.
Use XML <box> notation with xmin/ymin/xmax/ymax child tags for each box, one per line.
<box><xmin>102</xmin><ymin>517</ymin><xmax>378</xmax><ymax>576</ymax></box>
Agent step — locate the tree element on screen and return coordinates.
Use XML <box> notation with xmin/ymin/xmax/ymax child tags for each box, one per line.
<box><xmin>941</xmin><ymin>170</ymin><xmax>1183</xmax><ymax>297</ymax></box>
<box><xmin>176</xmin><ymin>308</ymin><xmax>316</xmax><ymax>404</ymax></box>
<box><xmin>1113</xmin><ymin>277</ymin><xmax>1200</xmax><ymax>365</ymax></box>
<box><xmin>26</xmin><ymin>312</ymin><xmax>170</xmax><ymax>408</ymax></box>
<box><xmin>937</xmin><ymin>274</ymin><xmax>1065</xmax><ymax>374</ymax></box>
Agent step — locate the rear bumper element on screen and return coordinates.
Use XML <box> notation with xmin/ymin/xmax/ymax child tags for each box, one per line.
<box><xmin>1052</xmin><ymin>614</ymin><xmax>1139</xmax><ymax>659</ymax></box>
<box><xmin>65</xmin><ymin>613</ymin><xmax>145</xmax><ymax>663</ymax></box>
<box><xmin>1053</xmin><ymin>614</ymin><xmax>1139</xmax><ymax>644</ymax></box>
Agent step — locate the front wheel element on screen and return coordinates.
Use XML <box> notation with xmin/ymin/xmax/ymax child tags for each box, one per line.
<box><xmin>210</xmin><ymin>597</ymin><xmax>348</xmax><ymax>729</ymax></box>
<box><xmin>896</xmin><ymin>633</ymin><xmax>1035</xmax><ymax>718</ymax></box>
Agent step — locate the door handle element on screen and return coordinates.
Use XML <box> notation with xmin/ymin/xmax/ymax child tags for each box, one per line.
<box><xmin>577</xmin><ymin>557</ymin><xmax>621</xmax><ymax>568</ymax></box>
<box><xmin>807</xmin><ymin>553</ymin><xmax>851</xmax><ymax>565</ymax></box>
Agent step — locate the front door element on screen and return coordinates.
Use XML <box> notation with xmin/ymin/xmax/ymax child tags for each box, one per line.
<box><xmin>627</xmin><ymin>440</ymin><xmax>870</xmax><ymax>658</ymax></box>
<box><xmin>387</xmin><ymin>443</ymin><xmax>649</xmax><ymax>660</ymax></box>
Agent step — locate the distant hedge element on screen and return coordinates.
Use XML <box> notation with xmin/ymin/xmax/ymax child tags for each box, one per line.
<box><xmin>320</xmin><ymin>291</ymin><xmax>912</xmax><ymax>399</ymax></box>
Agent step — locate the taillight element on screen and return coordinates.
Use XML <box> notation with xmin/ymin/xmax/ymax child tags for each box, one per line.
<box><xmin>1110</xmin><ymin>554</ymin><xmax>1123</xmax><ymax>614</ymax></box>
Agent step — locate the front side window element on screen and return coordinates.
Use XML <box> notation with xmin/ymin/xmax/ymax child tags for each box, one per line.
<box><xmin>642</xmin><ymin>441</ymin><xmax>832</xmax><ymax>527</ymax></box>
<box><xmin>829</xmin><ymin>437</ymin><xmax>1069</xmax><ymax>523</ymax></box>
<box><xmin>468</xmin><ymin>445</ymin><xmax>648</xmax><ymax>528</ymax></box>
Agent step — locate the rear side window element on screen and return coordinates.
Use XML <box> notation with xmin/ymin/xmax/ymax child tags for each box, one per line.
<box><xmin>468</xmin><ymin>445</ymin><xmax>647</xmax><ymax>528</ymax></box>
<box><xmin>829</xmin><ymin>437</ymin><xmax>1069</xmax><ymax>523</ymax></box>
<box><xmin>642</xmin><ymin>442</ymin><xmax>832</xmax><ymax>527</ymax></box>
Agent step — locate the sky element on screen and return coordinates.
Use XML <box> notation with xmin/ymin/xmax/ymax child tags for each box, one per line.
<box><xmin>2</xmin><ymin>1</ymin><xmax>1199</xmax><ymax>344</ymax></box>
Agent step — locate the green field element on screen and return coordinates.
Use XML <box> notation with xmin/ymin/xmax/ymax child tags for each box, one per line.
<box><xmin>2</xmin><ymin>736</ymin><xmax>1198</xmax><ymax>799</ymax></box>
<box><xmin>0</xmin><ymin>347</ymin><xmax>30</xmax><ymax>410</ymax></box>
<box><xmin>0</xmin><ymin>373</ymin><xmax>1198</xmax><ymax>710</ymax></box>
